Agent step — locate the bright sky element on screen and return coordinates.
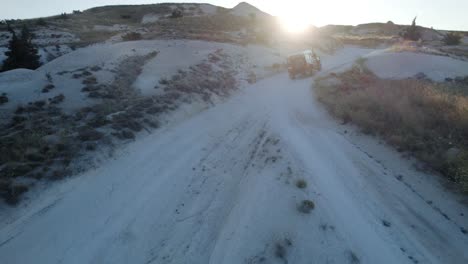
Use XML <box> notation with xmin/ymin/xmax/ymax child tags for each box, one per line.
<box><xmin>1</xmin><ymin>0</ymin><xmax>467</xmax><ymax>31</ymax></box>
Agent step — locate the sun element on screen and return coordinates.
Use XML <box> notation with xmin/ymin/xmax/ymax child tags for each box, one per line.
<box><xmin>274</xmin><ymin>2</ymin><xmax>315</xmax><ymax>33</ymax></box>
<box><xmin>280</xmin><ymin>14</ymin><xmax>311</xmax><ymax>33</ymax></box>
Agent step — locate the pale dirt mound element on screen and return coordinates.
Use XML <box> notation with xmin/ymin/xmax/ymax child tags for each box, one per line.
<box><xmin>229</xmin><ymin>2</ymin><xmax>270</xmax><ymax>18</ymax></box>
<box><xmin>365</xmin><ymin>51</ymin><xmax>468</xmax><ymax>81</ymax></box>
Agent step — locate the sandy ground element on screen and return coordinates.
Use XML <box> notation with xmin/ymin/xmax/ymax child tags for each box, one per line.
<box><xmin>365</xmin><ymin>50</ymin><xmax>468</xmax><ymax>81</ymax></box>
<box><xmin>0</xmin><ymin>48</ymin><xmax>467</xmax><ymax>264</ymax></box>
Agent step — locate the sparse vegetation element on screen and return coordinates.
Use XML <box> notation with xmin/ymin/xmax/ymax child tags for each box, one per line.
<box><xmin>443</xmin><ymin>33</ymin><xmax>462</xmax><ymax>46</ymax></box>
<box><xmin>275</xmin><ymin>243</ymin><xmax>286</xmax><ymax>259</ymax></box>
<box><xmin>0</xmin><ymin>93</ymin><xmax>8</xmax><ymax>105</ymax></box>
<box><xmin>58</xmin><ymin>13</ymin><xmax>69</xmax><ymax>20</ymax></box>
<box><xmin>171</xmin><ymin>9</ymin><xmax>184</xmax><ymax>18</ymax></box>
<box><xmin>315</xmin><ymin>65</ymin><xmax>468</xmax><ymax>192</ymax></box>
<box><xmin>348</xmin><ymin>250</ymin><xmax>361</xmax><ymax>264</ymax></box>
<box><xmin>274</xmin><ymin>238</ymin><xmax>292</xmax><ymax>262</ymax></box>
<box><xmin>298</xmin><ymin>199</ymin><xmax>315</xmax><ymax>213</ymax></box>
<box><xmin>42</xmin><ymin>84</ymin><xmax>55</xmax><ymax>93</ymax></box>
<box><xmin>122</xmin><ymin>32</ymin><xmax>142</xmax><ymax>41</ymax></box>
<box><xmin>36</xmin><ymin>18</ymin><xmax>47</xmax><ymax>26</ymax></box>
<box><xmin>0</xmin><ymin>183</ymin><xmax>29</xmax><ymax>205</ymax></box>
<box><xmin>295</xmin><ymin>179</ymin><xmax>307</xmax><ymax>189</ymax></box>
<box><xmin>382</xmin><ymin>220</ymin><xmax>392</xmax><ymax>227</ymax></box>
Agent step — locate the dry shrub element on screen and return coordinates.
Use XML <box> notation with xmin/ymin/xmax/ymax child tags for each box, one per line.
<box><xmin>315</xmin><ymin>66</ymin><xmax>468</xmax><ymax>191</ymax></box>
<box><xmin>122</xmin><ymin>32</ymin><xmax>142</xmax><ymax>41</ymax></box>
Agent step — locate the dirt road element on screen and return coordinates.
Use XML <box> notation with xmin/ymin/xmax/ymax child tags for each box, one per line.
<box><xmin>1</xmin><ymin>59</ymin><xmax>467</xmax><ymax>264</ymax></box>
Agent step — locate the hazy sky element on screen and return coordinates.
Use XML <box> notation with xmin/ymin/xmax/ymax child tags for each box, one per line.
<box><xmin>1</xmin><ymin>0</ymin><xmax>467</xmax><ymax>30</ymax></box>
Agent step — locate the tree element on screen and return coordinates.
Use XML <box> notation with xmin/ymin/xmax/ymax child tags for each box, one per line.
<box><xmin>1</xmin><ymin>23</ymin><xmax>41</xmax><ymax>72</ymax></box>
<box><xmin>401</xmin><ymin>17</ymin><xmax>421</xmax><ymax>41</ymax></box>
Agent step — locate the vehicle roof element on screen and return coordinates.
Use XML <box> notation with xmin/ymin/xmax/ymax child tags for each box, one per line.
<box><xmin>288</xmin><ymin>49</ymin><xmax>314</xmax><ymax>57</ymax></box>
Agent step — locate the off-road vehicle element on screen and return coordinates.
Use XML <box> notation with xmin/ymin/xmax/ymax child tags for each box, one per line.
<box><xmin>287</xmin><ymin>50</ymin><xmax>321</xmax><ymax>79</ymax></box>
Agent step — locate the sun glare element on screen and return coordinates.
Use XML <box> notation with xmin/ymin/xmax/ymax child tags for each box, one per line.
<box><xmin>273</xmin><ymin>2</ymin><xmax>314</xmax><ymax>33</ymax></box>
<box><xmin>280</xmin><ymin>15</ymin><xmax>311</xmax><ymax>33</ymax></box>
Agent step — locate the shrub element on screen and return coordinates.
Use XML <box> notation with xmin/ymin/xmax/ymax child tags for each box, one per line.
<box><xmin>295</xmin><ymin>179</ymin><xmax>307</xmax><ymax>189</ymax></box>
<box><xmin>443</xmin><ymin>33</ymin><xmax>462</xmax><ymax>46</ymax></box>
<box><xmin>122</xmin><ymin>32</ymin><xmax>142</xmax><ymax>41</ymax></box>
<box><xmin>90</xmin><ymin>65</ymin><xmax>102</xmax><ymax>72</ymax></box>
<box><xmin>348</xmin><ymin>250</ymin><xmax>361</xmax><ymax>264</ymax></box>
<box><xmin>159</xmin><ymin>78</ymin><xmax>169</xmax><ymax>85</ymax></box>
<box><xmin>59</xmin><ymin>13</ymin><xmax>68</xmax><ymax>20</ymax></box>
<box><xmin>275</xmin><ymin>243</ymin><xmax>286</xmax><ymax>259</ymax></box>
<box><xmin>1</xmin><ymin>184</ymin><xmax>29</xmax><ymax>205</ymax></box>
<box><xmin>315</xmin><ymin>67</ymin><xmax>468</xmax><ymax>192</ymax></box>
<box><xmin>36</xmin><ymin>18</ymin><xmax>47</xmax><ymax>26</ymax></box>
<box><xmin>78</xmin><ymin>127</ymin><xmax>104</xmax><ymax>141</ymax></box>
<box><xmin>171</xmin><ymin>9</ymin><xmax>183</xmax><ymax>18</ymax></box>
<box><xmin>298</xmin><ymin>199</ymin><xmax>315</xmax><ymax>213</ymax></box>
<box><xmin>0</xmin><ymin>94</ymin><xmax>8</xmax><ymax>105</ymax></box>
<box><xmin>82</xmin><ymin>76</ymin><xmax>98</xmax><ymax>85</ymax></box>
<box><xmin>49</xmin><ymin>94</ymin><xmax>65</xmax><ymax>104</ymax></box>
<box><xmin>42</xmin><ymin>84</ymin><xmax>55</xmax><ymax>93</ymax></box>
